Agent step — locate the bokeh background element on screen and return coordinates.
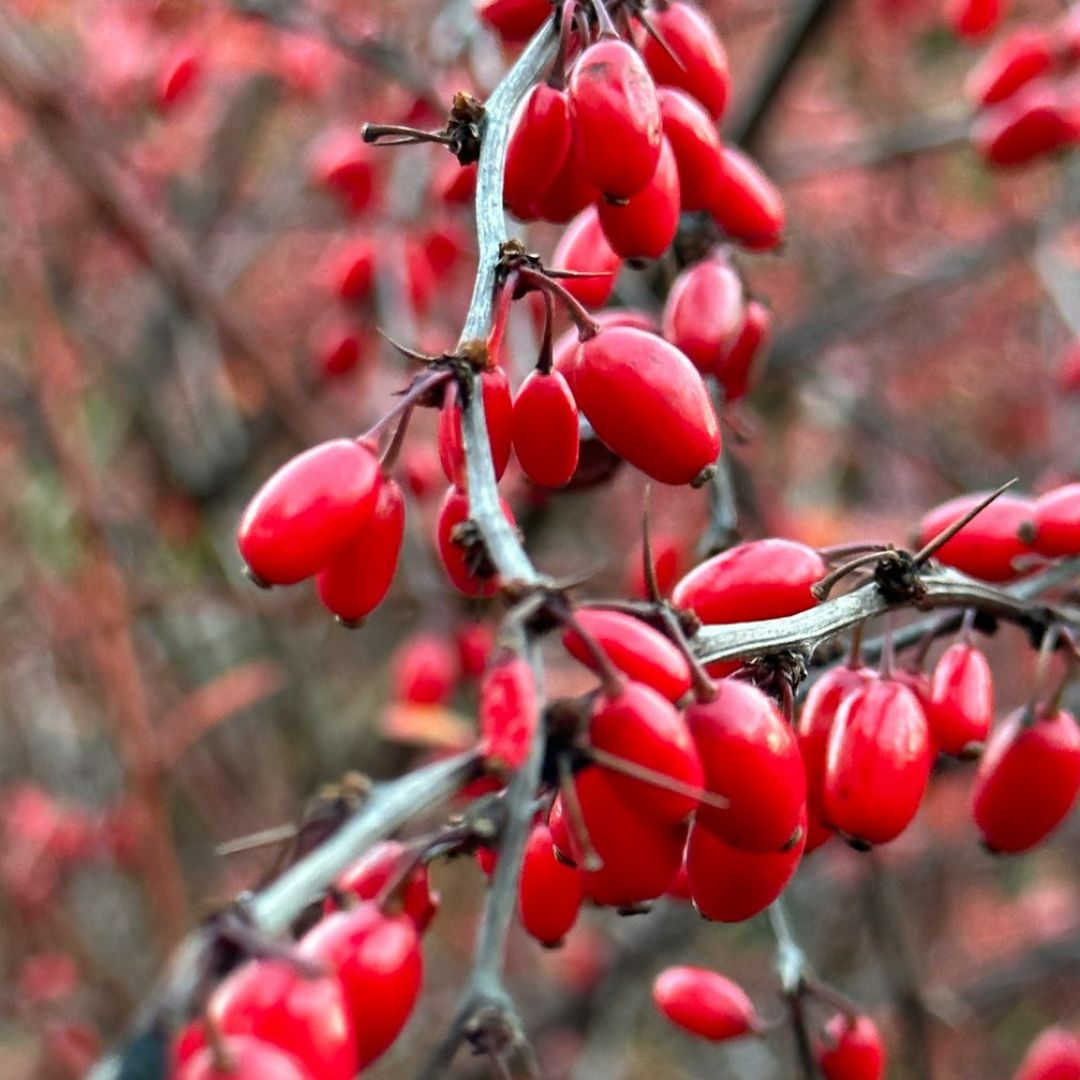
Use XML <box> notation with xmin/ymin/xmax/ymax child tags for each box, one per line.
<box><xmin>0</xmin><ymin>0</ymin><xmax>1078</xmax><ymax>1076</ymax></box>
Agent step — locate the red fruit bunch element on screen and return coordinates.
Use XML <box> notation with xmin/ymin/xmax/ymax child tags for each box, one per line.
<box><xmin>963</xmin><ymin>9</ymin><xmax>1080</xmax><ymax>167</ymax></box>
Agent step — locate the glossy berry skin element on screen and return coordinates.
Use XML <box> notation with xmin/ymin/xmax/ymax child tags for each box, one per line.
<box><xmin>972</xmin><ymin>707</ymin><xmax>1080</xmax><ymax>853</ymax></box>
<box><xmin>686</xmin><ymin>811</ymin><xmax>806</xmax><ymax>922</ymax></box>
<box><xmin>597</xmin><ymin>136</ymin><xmax>681</xmax><ymax>260</ymax></box>
<box><xmin>474</xmin><ymin>0</ymin><xmax>552</xmax><ymax>43</ymax></box>
<box><xmin>479</xmin><ymin>651</ymin><xmax>538</xmax><ymax>771</ymax></box>
<box><xmin>327</xmin><ymin>840</ymin><xmax>438</xmax><ymax>931</ymax></box>
<box><xmin>661</xmin><ymin>256</ymin><xmax>744</xmax><ymax>372</ymax></box>
<box><xmin>946</xmin><ymin>0</ymin><xmax>1003</xmax><ymax>39</ymax></box>
<box><xmin>687</xmin><ymin>679</ymin><xmax>806</xmax><ymax>850</ymax></box>
<box><xmin>574</xmin><ymin>327</ymin><xmax>720</xmax><ymax>486</ymax></box>
<box><xmin>300</xmin><ymin>903</ymin><xmax>422</xmax><ymax>1069</ymax></box>
<box><xmin>562</xmin><ymin>608</ymin><xmax>692</xmax><ymax>703</ymax></box>
<box><xmin>590</xmin><ymin>681</ymin><xmax>704</xmax><ymax>824</ymax></box>
<box><xmin>535</xmin><ymin>151</ymin><xmax>600</xmax><ymax>224</ymax></box>
<box><xmin>392</xmin><ymin>633</ymin><xmax>457</xmax><ymax>705</ymax></box>
<box><xmin>927</xmin><ymin>642</ymin><xmax>993</xmax><ymax>756</ymax></box>
<box><xmin>316</xmin><ymin>478</ymin><xmax>405</xmax><ymax>625</ymax></box>
<box><xmin>550</xmin><ymin>207</ymin><xmax>621</xmax><ymax>309</ymax></box>
<box><xmin>916</xmin><ymin>492</ymin><xmax>1034</xmax><ymax>582</ymax></box>
<box><xmin>797</xmin><ymin>666</ymin><xmax>878</xmax><ymax>853</ymax></box>
<box><xmin>439</xmin><ymin>370</ymin><xmax>514</xmax><ymax>489</ymax></box>
<box><xmin>568</xmin><ymin>39</ymin><xmax>662</xmax><ymax>199</ymax></box>
<box><xmin>973</xmin><ymin>81</ymin><xmax>1078</xmax><ymax>168</ymax></box>
<box><xmin>550</xmin><ymin>767</ymin><xmax>686</xmax><ymax>906</ymax></box>
<box><xmin>1013</xmin><ymin>1027</ymin><xmax>1080</xmax><ymax>1080</ymax></box>
<box><xmin>175</xmin><ymin>1036</ymin><xmax>314</xmax><ymax>1080</ymax></box>
<box><xmin>512</xmin><ymin>368</ymin><xmax>580</xmax><ymax>488</ymax></box>
<box><xmin>657</xmin><ymin>88</ymin><xmax>724</xmax><ymax>211</ymax></box>
<box><xmin>709</xmin><ymin>147</ymin><xmax>785</xmax><ymax>251</ymax></box>
<box><xmin>673</xmin><ymin>538</ymin><xmax>825</xmax><ymax>626</ymax></box>
<box><xmin>817</xmin><ymin>1014</ymin><xmax>886</xmax><ymax>1080</ymax></box>
<box><xmin>237</xmin><ymin>440</ymin><xmax>381</xmax><ymax>586</ymax></box>
<box><xmin>208</xmin><ymin>960</ymin><xmax>357</xmax><ymax>1080</ymax></box>
<box><xmin>1028</xmin><ymin>484</ymin><xmax>1080</xmax><ymax>557</ymax></box>
<box><xmin>642</xmin><ymin>2</ymin><xmax>730</xmax><ymax>120</ymax></box>
<box><xmin>552</xmin><ymin>309</ymin><xmax>657</xmax><ymax>388</ymax></box>
<box><xmin>652</xmin><ymin>966</ymin><xmax>759</xmax><ymax>1041</ymax></box>
<box><xmin>436</xmin><ymin>486</ymin><xmax>515</xmax><ymax>597</ymax></box>
<box><xmin>714</xmin><ymin>299</ymin><xmax>771</xmax><ymax>402</ymax></box>
<box><xmin>518</xmin><ymin>823</ymin><xmax>584</xmax><ymax>946</ymax></box>
<box><xmin>825</xmin><ymin>680</ymin><xmax>931</xmax><ymax>846</ymax></box>
<box><xmin>965</xmin><ymin>28</ymin><xmax>1054</xmax><ymax>106</ymax></box>
<box><xmin>504</xmin><ymin>84</ymin><xmax>572</xmax><ymax>221</ymax></box>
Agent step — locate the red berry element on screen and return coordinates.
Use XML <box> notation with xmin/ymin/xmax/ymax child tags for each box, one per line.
<box><xmin>642</xmin><ymin>2</ymin><xmax>731</xmax><ymax>120</ymax></box>
<box><xmin>574</xmin><ymin>326</ymin><xmax>720</xmax><ymax>486</ymax></box>
<box><xmin>661</xmin><ymin>255</ymin><xmax>744</xmax><ymax>372</ymax></box>
<box><xmin>438</xmin><ymin>370</ymin><xmax>514</xmax><ymax>489</ymax></box>
<box><xmin>687</xmin><ymin>679</ymin><xmax>806</xmax><ymax>851</ymax></box>
<box><xmin>817</xmin><ymin>1014</ymin><xmax>887</xmax><ymax>1080</ymax></box>
<box><xmin>435</xmin><ymin>486</ymin><xmax>516</xmax><ymax>596</ymax></box>
<box><xmin>208</xmin><ymin>960</ymin><xmax>357</xmax><ymax>1080</ymax></box>
<box><xmin>392</xmin><ymin>633</ymin><xmax>457</xmax><ymax>705</ymax></box>
<box><xmin>825</xmin><ymin>680</ymin><xmax>931</xmax><ymax>846</ymax></box>
<box><xmin>1014</xmin><ymin>1027</ymin><xmax>1080</xmax><ymax>1080</ymax></box>
<box><xmin>309</xmin><ymin>129</ymin><xmax>375</xmax><ymax>215</ymax></box>
<box><xmin>479</xmin><ymin>650</ymin><xmax>538</xmax><ymax>771</ymax></box>
<box><xmin>550</xmin><ymin>767</ymin><xmax>686</xmax><ymax>906</ymax></box>
<box><xmin>686</xmin><ymin>810</ymin><xmax>806</xmax><ymax>921</ymax></box>
<box><xmin>176</xmin><ymin>1036</ymin><xmax>314</xmax><ymax>1080</ymax></box>
<box><xmin>550</xmin><ymin>207</ymin><xmax>621</xmax><ymax>309</ymax></box>
<box><xmin>927</xmin><ymin>642</ymin><xmax>993</xmax><ymax>756</ymax></box>
<box><xmin>673</xmin><ymin>538</ymin><xmax>825</xmax><ymax>625</ymax></box>
<box><xmin>946</xmin><ymin>0</ymin><xmax>1004</xmax><ymax>39</ymax></box>
<box><xmin>300</xmin><ymin>903</ymin><xmax>422</xmax><ymax>1069</ymax></box>
<box><xmin>1028</xmin><ymin>483</ymin><xmax>1080</xmax><ymax>557</ymax></box>
<box><xmin>972</xmin><ymin>707</ymin><xmax>1080</xmax><ymax>853</ymax></box>
<box><xmin>590</xmin><ymin>681</ymin><xmax>704</xmax><ymax>824</ymax></box>
<box><xmin>713</xmin><ymin>298</ymin><xmax>771</xmax><ymax>402</ymax></box>
<box><xmin>916</xmin><ymin>492</ymin><xmax>1034</xmax><ymax>581</ymax></box>
<box><xmin>568</xmin><ymin>39</ymin><xmax>662</xmax><ymax>199</ymax></box>
<box><xmin>597</xmin><ymin>135</ymin><xmax>681</xmax><ymax>260</ymax></box>
<box><xmin>456</xmin><ymin>621</ymin><xmax>494</xmax><ymax>678</ymax></box>
<box><xmin>562</xmin><ymin>608</ymin><xmax>692</xmax><ymax>703</ymax></box>
<box><xmin>328</xmin><ymin>841</ymin><xmax>439</xmax><ymax>932</ymax></box>
<box><xmin>309</xmin><ymin>318</ymin><xmax>363</xmax><ymax>379</ymax></box>
<box><xmin>973</xmin><ymin>79</ymin><xmax>1078</xmax><ymax>167</ymax></box>
<box><xmin>965</xmin><ymin>27</ymin><xmax>1054</xmax><ymax>106</ymax></box>
<box><xmin>518</xmin><ymin>823</ymin><xmax>584</xmax><ymax>946</ymax></box>
<box><xmin>155</xmin><ymin>43</ymin><xmax>201</xmax><ymax>113</ymax></box>
<box><xmin>657</xmin><ymin>87</ymin><xmax>724</xmax><ymax>211</ymax></box>
<box><xmin>797</xmin><ymin>667</ymin><xmax>878</xmax><ymax>853</ymax></box>
<box><xmin>237</xmin><ymin>440</ymin><xmax>381</xmax><ymax>586</ymax></box>
<box><xmin>473</xmin><ymin>0</ymin><xmax>553</xmax><ymax>43</ymax></box>
<box><xmin>504</xmin><ymin>84</ymin><xmax>572</xmax><ymax>221</ymax></box>
<box><xmin>652</xmin><ymin>966</ymin><xmax>760</xmax><ymax>1040</ymax></box>
<box><xmin>626</xmin><ymin>532</ymin><xmax>683</xmax><ymax>599</ymax></box>
<box><xmin>316</xmin><ymin>478</ymin><xmax>405</xmax><ymax>624</ymax></box>
<box><xmin>709</xmin><ymin>147</ymin><xmax>785</xmax><ymax>251</ymax></box>
<box><xmin>323</xmin><ymin>238</ymin><xmax>376</xmax><ymax>302</ymax></box>
<box><xmin>512</xmin><ymin>368</ymin><xmax>580</xmax><ymax>488</ymax></box>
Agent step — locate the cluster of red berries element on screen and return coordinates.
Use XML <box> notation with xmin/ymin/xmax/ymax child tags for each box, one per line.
<box><xmin>653</xmin><ymin>965</ymin><xmax>887</xmax><ymax>1080</ymax></box>
<box><xmin>965</xmin><ymin>8</ymin><xmax>1080</xmax><ymax>167</ymax></box>
<box><xmin>172</xmin><ymin>841</ymin><xmax>435</xmax><ymax>1079</ymax></box>
<box><xmin>917</xmin><ymin>482</ymin><xmax>1080</xmax><ymax>582</ymax></box>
